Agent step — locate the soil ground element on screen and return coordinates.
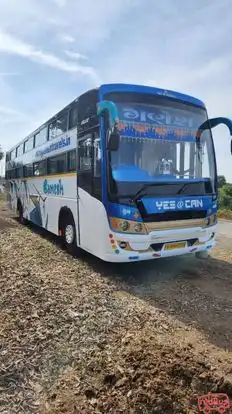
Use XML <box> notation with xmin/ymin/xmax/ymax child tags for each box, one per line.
<box><xmin>0</xmin><ymin>199</ymin><xmax>232</xmax><ymax>413</ymax></box>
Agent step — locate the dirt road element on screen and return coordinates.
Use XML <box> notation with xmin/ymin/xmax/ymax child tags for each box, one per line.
<box><xmin>1</xmin><ymin>201</ymin><xmax>232</xmax><ymax>413</ymax></box>
<box><xmin>218</xmin><ymin>220</ymin><xmax>232</xmax><ymax>238</ymax></box>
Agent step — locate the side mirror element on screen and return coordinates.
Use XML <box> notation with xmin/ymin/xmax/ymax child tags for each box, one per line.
<box><xmin>108</xmin><ymin>127</ymin><xmax>120</xmax><ymax>151</ymax></box>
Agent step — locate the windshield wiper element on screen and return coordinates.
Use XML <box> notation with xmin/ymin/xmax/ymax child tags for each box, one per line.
<box><xmin>132</xmin><ymin>182</ymin><xmax>175</xmax><ymax>202</ymax></box>
<box><xmin>177</xmin><ymin>183</ymin><xmax>191</xmax><ymax>195</ymax></box>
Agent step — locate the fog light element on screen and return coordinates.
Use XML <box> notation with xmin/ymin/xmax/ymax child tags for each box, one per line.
<box><xmin>119</xmin><ymin>241</ymin><xmax>127</xmax><ymax>249</ymax></box>
<box><xmin>134</xmin><ymin>223</ymin><xmax>143</xmax><ymax>233</ymax></box>
<box><xmin>120</xmin><ymin>221</ymin><xmax>129</xmax><ymax>231</ymax></box>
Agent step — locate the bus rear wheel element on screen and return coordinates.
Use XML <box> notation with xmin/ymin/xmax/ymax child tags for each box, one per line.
<box><xmin>17</xmin><ymin>201</ymin><xmax>25</xmax><ymax>225</ymax></box>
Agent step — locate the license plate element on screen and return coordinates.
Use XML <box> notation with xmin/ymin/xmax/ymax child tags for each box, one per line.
<box><xmin>164</xmin><ymin>241</ymin><xmax>186</xmax><ymax>250</ymax></box>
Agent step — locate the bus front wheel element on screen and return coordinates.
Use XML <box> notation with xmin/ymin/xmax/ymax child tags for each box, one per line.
<box><xmin>60</xmin><ymin>213</ymin><xmax>79</xmax><ymax>256</ymax></box>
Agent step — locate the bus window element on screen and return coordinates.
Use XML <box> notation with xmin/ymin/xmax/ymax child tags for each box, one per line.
<box><xmin>69</xmin><ymin>104</ymin><xmax>78</xmax><ymax>130</ymax></box>
<box><xmin>24</xmin><ymin>137</ymin><xmax>34</xmax><ymax>153</ymax></box>
<box><xmin>49</xmin><ymin>112</ymin><xmax>68</xmax><ymax>140</ymax></box>
<box><xmin>16</xmin><ymin>144</ymin><xmax>24</xmax><ymax>158</ymax></box>
<box><xmin>93</xmin><ymin>135</ymin><xmax>102</xmax><ymax>200</ymax></box>
<box><xmin>11</xmin><ymin>149</ymin><xmax>16</xmax><ymax>160</ymax></box>
<box><xmin>23</xmin><ymin>164</ymin><xmax>33</xmax><ymax>177</ymax></box>
<box><xmin>68</xmin><ymin>150</ymin><xmax>76</xmax><ymax>171</ymax></box>
<box><xmin>33</xmin><ymin>160</ymin><xmax>46</xmax><ymax>176</ymax></box>
<box><xmin>94</xmin><ymin>137</ymin><xmax>101</xmax><ymax>178</ymax></box>
<box><xmin>79</xmin><ymin>136</ymin><xmax>92</xmax><ymax>171</ymax></box>
<box><xmin>78</xmin><ymin>135</ymin><xmax>92</xmax><ymax>194</ymax></box>
<box><xmin>78</xmin><ymin>90</ymin><xmax>98</xmax><ymax>135</ymax></box>
<box><xmin>35</xmin><ymin>127</ymin><xmax>48</xmax><ymax>147</ymax></box>
<box><xmin>48</xmin><ymin>154</ymin><xmax>66</xmax><ymax>174</ymax></box>
<box><xmin>15</xmin><ymin>167</ymin><xmax>22</xmax><ymax>178</ymax></box>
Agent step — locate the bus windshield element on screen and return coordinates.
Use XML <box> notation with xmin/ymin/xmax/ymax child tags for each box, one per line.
<box><xmin>105</xmin><ymin>93</ymin><xmax>216</xmax><ymax>199</ymax></box>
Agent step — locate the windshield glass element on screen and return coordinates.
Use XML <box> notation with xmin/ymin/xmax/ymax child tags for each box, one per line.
<box><xmin>104</xmin><ymin>93</ymin><xmax>216</xmax><ymax>198</ymax></box>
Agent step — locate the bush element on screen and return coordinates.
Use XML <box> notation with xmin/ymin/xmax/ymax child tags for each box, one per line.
<box><xmin>218</xmin><ymin>183</ymin><xmax>232</xmax><ymax>210</ymax></box>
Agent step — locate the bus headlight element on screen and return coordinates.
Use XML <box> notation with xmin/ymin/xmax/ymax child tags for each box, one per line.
<box><xmin>109</xmin><ymin>217</ymin><xmax>147</xmax><ymax>234</ymax></box>
<box><xmin>134</xmin><ymin>223</ymin><xmax>143</xmax><ymax>233</ymax></box>
<box><xmin>120</xmin><ymin>221</ymin><xmax>130</xmax><ymax>231</ymax></box>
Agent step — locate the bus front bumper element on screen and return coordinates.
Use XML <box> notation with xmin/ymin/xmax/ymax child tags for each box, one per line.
<box><xmin>104</xmin><ymin>224</ymin><xmax>217</xmax><ymax>262</ymax></box>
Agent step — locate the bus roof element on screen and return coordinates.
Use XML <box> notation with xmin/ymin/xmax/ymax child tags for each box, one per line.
<box><xmin>99</xmin><ymin>83</ymin><xmax>206</xmax><ymax>108</ymax></box>
<box><xmin>7</xmin><ymin>83</ymin><xmax>205</xmax><ymax>153</ymax></box>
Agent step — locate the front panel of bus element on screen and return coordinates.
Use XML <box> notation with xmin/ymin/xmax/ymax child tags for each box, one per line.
<box><xmin>99</xmin><ymin>85</ymin><xmax>218</xmax><ymax>261</ymax></box>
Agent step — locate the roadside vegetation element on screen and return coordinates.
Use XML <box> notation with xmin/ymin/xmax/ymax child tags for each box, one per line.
<box><xmin>218</xmin><ymin>175</ymin><xmax>232</xmax><ymax>220</ymax></box>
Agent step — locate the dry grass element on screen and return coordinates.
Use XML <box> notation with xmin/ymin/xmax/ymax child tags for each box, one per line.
<box><xmin>1</xmin><ymin>202</ymin><xmax>232</xmax><ymax>413</ymax></box>
<box><xmin>218</xmin><ymin>209</ymin><xmax>232</xmax><ymax>221</ymax></box>
<box><xmin>0</xmin><ymin>191</ymin><xmax>6</xmax><ymax>201</ymax></box>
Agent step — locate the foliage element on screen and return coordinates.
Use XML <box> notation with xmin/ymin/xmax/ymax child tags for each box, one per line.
<box><xmin>217</xmin><ymin>175</ymin><xmax>226</xmax><ymax>188</ymax></box>
<box><xmin>0</xmin><ymin>146</ymin><xmax>4</xmax><ymax>161</ymax></box>
<box><xmin>219</xmin><ymin>183</ymin><xmax>232</xmax><ymax>210</ymax></box>
<box><xmin>218</xmin><ymin>174</ymin><xmax>232</xmax><ymax>214</ymax></box>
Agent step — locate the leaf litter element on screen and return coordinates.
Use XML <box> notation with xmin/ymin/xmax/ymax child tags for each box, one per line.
<box><xmin>0</xmin><ymin>201</ymin><xmax>232</xmax><ymax>413</ymax></box>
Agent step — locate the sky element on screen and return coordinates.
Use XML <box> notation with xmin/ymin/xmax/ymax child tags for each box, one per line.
<box><xmin>0</xmin><ymin>0</ymin><xmax>232</xmax><ymax>181</ymax></box>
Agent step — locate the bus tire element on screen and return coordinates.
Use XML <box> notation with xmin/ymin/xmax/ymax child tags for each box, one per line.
<box><xmin>17</xmin><ymin>200</ymin><xmax>25</xmax><ymax>225</ymax></box>
<box><xmin>60</xmin><ymin>211</ymin><xmax>80</xmax><ymax>256</ymax></box>
<box><xmin>195</xmin><ymin>250</ymin><xmax>209</xmax><ymax>259</ymax></box>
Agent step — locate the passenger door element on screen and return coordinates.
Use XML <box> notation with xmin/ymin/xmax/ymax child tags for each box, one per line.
<box><xmin>76</xmin><ymin>90</ymin><xmax>103</xmax><ymax>252</ymax></box>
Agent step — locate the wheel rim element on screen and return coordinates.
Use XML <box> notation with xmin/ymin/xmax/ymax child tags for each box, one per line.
<box><xmin>65</xmin><ymin>224</ymin><xmax>74</xmax><ymax>244</ymax></box>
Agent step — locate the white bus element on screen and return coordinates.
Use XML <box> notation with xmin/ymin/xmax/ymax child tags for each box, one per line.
<box><xmin>5</xmin><ymin>83</ymin><xmax>232</xmax><ymax>262</ymax></box>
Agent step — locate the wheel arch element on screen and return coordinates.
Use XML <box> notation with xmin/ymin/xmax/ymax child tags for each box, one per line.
<box><xmin>58</xmin><ymin>206</ymin><xmax>75</xmax><ymax>235</ymax></box>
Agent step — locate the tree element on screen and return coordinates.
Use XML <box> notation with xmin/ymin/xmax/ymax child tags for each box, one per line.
<box><xmin>0</xmin><ymin>146</ymin><xmax>4</xmax><ymax>161</ymax></box>
<box><xmin>219</xmin><ymin>183</ymin><xmax>232</xmax><ymax>209</ymax></box>
<box><xmin>218</xmin><ymin>175</ymin><xmax>226</xmax><ymax>188</ymax></box>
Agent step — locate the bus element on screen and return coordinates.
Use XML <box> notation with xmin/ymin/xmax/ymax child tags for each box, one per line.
<box><xmin>5</xmin><ymin>83</ymin><xmax>232</xmax><ymax>262</ymax></box>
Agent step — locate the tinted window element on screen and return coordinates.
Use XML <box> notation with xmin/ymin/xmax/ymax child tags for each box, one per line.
<box><xmin>79</xmin><ymin>135</ymin><xmax>92</xmax><ymax>171</ymax></box>
<box><xmin>35</xmin><ymin>127</ymin><xmax>48</xmax><ymax>147</ymax></box>
<box><xmin>69</xmin><ymin>104</ymin><xmax>78</xmax><ymax>130</ymax></box>
<box><xmin>15</xmin><ymin>167</ymin><xmax>22</xmax><ymax>178</ymax></box>
<box><xmin>16</xmin><ymin>144</ymin><xmax>23</xmax><ymax>158</ymax></box>
<box><xmin>23</xmin><ymin>164</ymin><xmax>33</xmax><ymax>177</ymax></box>
<box><xmin>33</xmin><ymin>160</ymin><xmax>46</xmax><ymax>176</ymax></box>
<box><xmin>48</xmin><ymin>154</ymin><xmax>66</xmax><ymax>174</ymax></box>
<box><xmin>68</xmin><ymin>150</ymin><xmax>76</xmax><ymax>171</ymax></box>
<box><xmin>7</xmin><ymin>170</ymin><xmax>14</xmax><ymax>179</ymax></box>
<box><xmin>78</xmin><ymin>90</ymin><xmax>98</xmax><ymax>135</ymax></box>
<box><xmin>49</xmin><ymin>112</ymin><xmax>68</xmax><ymax>140</ymax></box>
<box><xmin>93</xmin><ymin>137</ymin><xmax>101</xmax><ymax>178</ymax></box>
<box><xmin>24</xmin><ymin>137</ymin><xmax>34</xmax><ymax>152</ymax></box>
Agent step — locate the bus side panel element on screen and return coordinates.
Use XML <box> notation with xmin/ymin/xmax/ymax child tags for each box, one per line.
<box><xmin>78</xmin><ymin>187</ymin><xmax>112</xmax><ymax>258</ymax></box>
<box><xmin>7</xmin><ymin>181</ymin><xmax>18</xmax><ymax>212</ymax></box>
<box><xmin>11</xmin><ymin>174</ymin><xmax>78</xmax><ymax>237</ymax></box>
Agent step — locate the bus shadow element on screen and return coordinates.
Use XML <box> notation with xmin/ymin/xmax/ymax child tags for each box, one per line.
<box><xmin>85</xmin><ymin>251</ymin><xmax>232</xmax><ymax>353</ymax></box>
<box><xmin>18</xmin><ymin>219</ymin><xmax>232</xmax><ymax>353</ymax></box>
